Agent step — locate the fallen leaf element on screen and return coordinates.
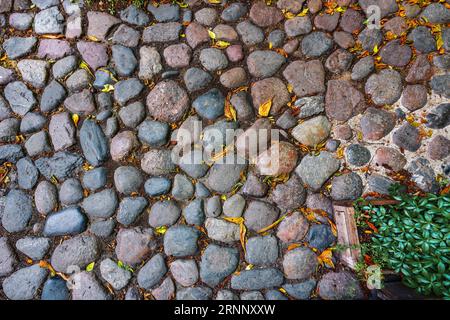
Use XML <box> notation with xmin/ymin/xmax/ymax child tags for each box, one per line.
<box><xmin>258</xmin><ymin>98</ymin><xmax>273</xmax><ymax>117</ymax></box>
<box><xmin>208</xmin><ymin>29</ymin><xmax>216</xmax><ymax>39</ymax></box>
<box><xmin>213</xmin><ymin>40</ymin><xmax>231</xmax><ymax>49</ymax></box>
<box><xmin>287</xmin><ymin>243</ymin><xmax>301</xmax><ymax>251</ymax></box>
<box><xmin>224</xmin><ymin>102</ymin><xmax>237</xmax><ymax>121</ymax></box>
<box><xmin>101</xmin><ymin>84</ymin><xmax>115</xmax><ymax>92</ymax></box>
<box><xmin>86</xmin><ymin>262</ymin><xmax>95</xmax><ymax>272</ymax></box>
<box><xmin>317</xmin><ymin>248</ymin><xmax>335</xmax><ymax>268</ymax></box>
<box><xmin>257</xmin><ymin>214</ymin><xmax>287</xmax><ymax>234</ymax></box>
<box><xmin>155</xmin><ymin>225</ymin><xmax>167</xmax><ymax>235</ymax></box>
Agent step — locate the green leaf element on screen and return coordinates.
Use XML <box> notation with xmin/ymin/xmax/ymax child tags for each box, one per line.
<box><xmin>86</xmin><ymin>262</ymin><xmax>95</xmax><ymax>272</ymax></box>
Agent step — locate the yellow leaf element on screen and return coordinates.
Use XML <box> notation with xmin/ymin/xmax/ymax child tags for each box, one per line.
<box><xmin>327</xmin><ymin>218</ymin><xmax>337</xmax><ymax>237</ymax></box>
<box><xmin>209</xmin><ymin>0</ymin><xmax>222</xmax><ymax>3</ymax></box>
<box><xmin>82</xmin><ymin>162</ymin><xmax>94</xmax><ymax>171</ymax></box>
<box><xmin>373</xmin><ymin>44</ymin><xmax>379</xmax><ymax>54</ymax></box>
<box><xmin>101</xmin><ymin>84</ymin><xmax>115</xmax><ymax>92</ymax></box>
<box><xmin>50</xmin><ymin>175</ymin><xmax>58</xmax><ymax>185</ymax></box>
<box><xmin>279</xmin><ymin>287</ymin><xmax>288</xmax><ymax>295</ymax></box>
<box><xmin>86</xmin><ymin>262</ymin><xmax>95</xmax><ymax>272</ymax></box>
<box><xmin>223</xmin><ymin>217</ymin><xmax>244</xmax><ymax>224</ymax></box>
<box><xmin>257</xmin><ymin>214</ymin><xmax>288</xmax><ymax>234</ymax></box>
<box><xmin>268</xmin><ymin>42</ymin><xmax>273</xmax><ymax>49</ymax></box>
<box><xmin>208</xmin><ymin>29</ymin><xmax>216</xmax><ymax>39</ymax></box>
<box><xmin>258</xmin><ymin>98</ymin><xmax>273</xmax><ymax>117</ymax></box>
<box><xmin>317</xmin><ymin>248</ymin><xmax>335</xmax><ymax>268</ymax></box>
<box><xmin>224</xmin><ymin>102</ymin><xmax>237</xmax><ymax>122</ymax></box>
<box><xmin>436</xmin><ymin>33</ymin><xmax>443</xmax><ymax>50</ymax></box>
<box><xmin>86</xmin><ymin>35</ymin><xmax>99</xmax><ymax>42</ymax></box>
<box><xmin>79</xmin><ymin>61</ymin><xmax>93</xmax><ymax>77</ymax></box>
<box><xmin>213</xmin><ymin>40</ymin><xmax>231</xmax><ymax>49</ymax></box>
<box><xmin>284</xmin><ymin>11</ymin><xmax>296</xmax><ymax>19</ymax></box>
<box><xmin>335</xmin><ymin>6</ymin><xmax>346</xmax><ymax>13</ymax></box>
<box><xmin>297</xmin><ymin>7</ymin><xmax>309</xmax><ymax>16</ymax></box>
<box><xmin>245</xmin><ymin>264</ymin><xmax>254</xmax><ymax>270</ymax></box>
<box><xmin>287</xmin><ymin>243</ymin><xmax>301</xmax><ymax>251</ymax></box>
<box><xmin>287</xmin><ymin>83</ymin><xmax>294</xmax><ymax>93</ymax></box>
<box><xmin>175</xmin><ymin>1</ymin><xmax>188</xmax><ymax>8</ymax></box>
<box><xmin>220</xmin><ymin>194</ymin><xmax>227</xmax><ymax>201</ymax></box>
<box><xmin>155</xmin><ymin>225</ymin><xmax>167</xmax><ymax>235</ymax></box>
<box><xmin>71</xmin><ymin>113</ymin><xmax>79</xmax><ymax>127</ymax></box>
<box><xmin>239</xmin><ymin>223</ymin><xmax>247</xmax><ymax>254</ymax></box>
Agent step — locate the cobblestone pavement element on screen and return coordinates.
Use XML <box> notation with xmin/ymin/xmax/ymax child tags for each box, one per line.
<box><xmin>0</xmin><ymin>0</ymin><xmax>449</xmax><ymax>300</ymax></box>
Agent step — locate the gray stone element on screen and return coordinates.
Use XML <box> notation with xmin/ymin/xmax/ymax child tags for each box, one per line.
<box><xmin>15</xmin><ymin>237</ymin><xmax>49</xmax><ymax>260</ymax></box>
<box><xmin>112</xmin><ymin>45</ymin><xmax>138</xmax><ymax>77</ymax></box>
<box><xmin>25</xmin><ymin>132</ymin><xmax>51</xmax><ymax>157</ymax></box>
<box><xmin>70</xmin><ymin>271</ymin><xmax>110</xmax><ymax>300</ymax></box>
<box><xmin>407</xmin><ymin>158</ymin><xmax>440</xmax><ymax>193</ymax></box>
<box><xmin>114</xmin><ymin>166</ymin><xmax>143</xmax><ymax>195</ymax></box>
<box><xmin>193</xmin><ymin>88</ymin><xmax>225</xmax><ymax>121</ymax></box>
<box><xmin>430</xmin><ymin>74</ymin><xmax>450</xmax><ymax>98</ymax></box>
<box><xmin>223</xmin><ymin>194</ymin><xmax>245</xmax><ymax>218</ymax></box>
<box><xmin>49</xmin><ymin>112</ymin><xmax>75</xmax><ymax>151</ymax></box>
<box><xmin>247</xmin><ymin>50</ymin><xmax>285</xmax><ymax>78</ymax></box>
<box><xmin>34</xmin><ymin>6</ymin><xmax>64</xmax><ymax>34</ymax></box>
<box><xmin>295</xmin><ymin>152</ymin><xmax>340</xmax><ymax>191</ymax></box>
<box><xmin>100</xmin><ymin>258</ymin><xmax>132</xmax><ymax>290</ymax></box>
<box><xmin>282</xmin><ymin>279</ymin><xmax>317</xmax><ymax>300</ymax></box>
<box><xmin>138</xmin><ymin>46</ymin><xmax>162</xmax><ymax>80</ymax></box>
<box><xmin>365</xmin><ymin>69</ymin><xmax>403</xmax><ymax>105</ymax></box>
<box><xmin>119</xmin><ymin>102</ymin><xmax>146</xmax><ymax>129</ymax></box>
<box><xmin>318</xmin><ymin>271</ymin><xmax>364</xmax><ymax>300</ymax></box>
<box><xmin>52</xmin><ymin>55</ymin><xmax>77</xmax><ymax>80</ymax></box>
<box><xmin>82</xmin><ymin>167</ymin><xmax>107</xmax><ymax>191</ymax></box>
<box><xmin>2</xmin><ymin>265</ymin><xmax>47</xmax><ymax>300</ymax></box>
<box><xmin>236</xmin><ymin>20</ymin><xmax>264</xmax><ymax>46</ymax></box>
<box><xmin>346</xmin><ymin>144</ymin><xmax>371</xmax><ymax>167</ymax></box>
<box><xmin>0</xmin><ymin>144</ymin><xmax>23</xmax><ymax>164</ymax></box>
<box><xmin>90</xmin><ymin>219</ymin><xmax>116</xmax><ymax>238</ymax></box>
<box><xmin>41</xmin><ymin>82</ymin><xmax>65</xmax><ymax>113</ymax></box>
<box><xmin>207</xmin><ymin>155</ymin><xmax>247</xmax><ymax>193</ymax></box>
<box><xmin>120</xmin><ymin>5</ymin><xmax>150</xmax><ymax>26</ymax></box>
<box><xmin>20</xmin><ymin>112</ymin><xmax>46</xmax><ymax>134</ymax></box>
<box><xmin>59</xmin><ymin>178</ymin><xmax>83</xmax><ymax>205</ymax></box>
<box><xmin>41</xmin><ymin>276</ymin><xmax>70</xmax><ymax>300</ymax></box>
<box><xmin>170</xmin><ymin>259</ymin><xmax>199</xmax><ymax>287</ymax></box>
<box><xmin>307</xmin><ymin>224</ymin><xmax>336</xmax><ymax>251</ymax></box>
<box><xmin>64</xmin><ymin>89</ymin><xmax>96</xmax><ymax>116</ymax></box>
<box><xmin>283</xmin><ymin>247</ymin><xmax>317</xmax><ymax>280</ymax></box>
<box><xmin>285</xmin><ymin>16</ymin><xmax>312</xmax><ymax>37</ymax></box>
<box><xmin>164</xmin><ymin>225</ymin><xmax>199</xmax><ymax>257</ymax></box>
<box><xmin>199</xmin><ymin>48</ymin><xmax>228</xmax><ymax>72</ymax></box>
<box><xmin>9</xmin><ymin>12</ymin><xmax>33</xmax><ymax>30</ymax></box>
<box><xmin>426</xmin><ymin>103</ymin><xmax>450</xmax><ymax>129</ymax></box>
<box><xmin>112</xmin><ymin>24</ymin><xmax>140</xmax><ymax>47</ymax></box>
<box><xmin>200</xmin><ymin>244</ymin><xmax>239</xmax><ymax>287</ymax></box>
<box><xmin>172</xmin><ymin>174</ymin><xmax>194</xmax><ymax>201</ymax></box>
<box><xmin>148</xmin><ymin>200</ymin><xmax>181</xmax><ymax>228</ymax></box>
<box><xmin>144</xmin><ymin>177</ymin><xmax>171</xmax><ymax>197</ymax></box>
<box><xmin>205</xmin><ymin>218</ymin><xmax>240</xmax><ymax>243</ymax></box>
<box><xmin>420</xmin><ymin>3</ymin><xmax>450</xmax><ymax>24</ymax></box>
<box><xmin>244</xmin><ymin>201</ymin><xmax>279</xmax><ymax>232</ymax></box>
<box><xmin>82</xmin><ymin>189</ymin><xmax>118</xmax><ymax>219</ymax></box>
<box><xmin>271</xmin><ymin>174</ymin><xmax>306</xmax><ymax>213</ymax></box>
<box><xmin>117</xmin><ymin>197</ymin><xmax>148</xmax><ymax>226</ymax></box>
<box><xmin>148</xmin><ymin>3</ymin><xmax>179</xmax><ymax>22</ymax></box>
<box><xmin>408</xmin><ymin>26</ymin><xmax>437</xmax><ymax>54</ymax></box>
<box><xmin>245</xmin><ymin>235</ymin><xmax>278</xmax><ymax>266</ymax></box>
<box><xmin>43</xmin><ymin>207</ymin><xmax>87</xmax><ymax>236</ymax></box>
<box><xmin>184</xmin><ymin>67</ymin><xmax>212</xmax><ymax>92</ymax></box>
<box><xmin>0</xmin><ymin>237</ymin><xmax>17</xmax><ymax>277</ymax></box>
<box><xmin>231</xmin><ymin>268</ymin><xmax>284</xmax><ymax>290</ymax></box>
<box><xmin>351</xmin><ymin>56</ymin><xmax>374</xmax><ymax>80</ymax></box>
<box><xmin>331</xmin><ymin>172</ymin><xmax>363</xmax><ymax>201</ymax></box>
<box><xmin>114</xmin><ymin>78</ymin><xmax>144</xmax><ymax>106</ymax></box>
<box><xmin>79</xmin><ymin>120</ymin><xmax>109</xmax><ymax>166</ymax></box>
<box><xmin>302</xmin><ymin>32</ymin><xmax>333</xmax><ymax>57</ymax></box>
<box><xmin>2</xmin><ymin>189</ymin><xmax>32</xmax><ymax>233</ymax></box>
<box><xmin>16</xmin><ymin>157</ymin><xmax>38</xmax><ymax>190</ymax></box>
<box><xmin>179</xmin><ymin>149</ymin><xmax>209</xmax><ymax>178</ymax></box>
<box><xmin>4</xmin><ymin>81</ymin><xmax>36</xmax><ymax>116</ymax></box>
<box><xmin>367</xmin><ymin>174</ymin><xmax>394</xmax><ymax>195</ymax></box>
<box><xmin>176</xmin><ymin>287</ymin><xmax>212</xmax><ymax>300</ymax></box>
<box><xmin>183</xmin><ymin>199</ymin><xmax>205</xmax><ymax>226</ymax></box>
<box><xmin>3</xmin><ymin>36</ymin><xmax>37</xmax><ymax>59</ymax></box>
<box><xmin>51</xmin><ymin>234</ymin><xmax>99</xmax><ymax>273</ymax></box>
<box><xmin>142</xmin><ymin>22</ymin><xmax>182</xmax><ymax>43</ymax></box>
<box><xmin>141</xmin><ymin>149</ymin><xmax>176</xmax><ymax>175</ymax></box>
<box><xmin>34</xmin><ymin>180</ymin><xmax>57</xmax><ymax>214</ymax></box>
<box><xmin>221</xmin><ymin>3</ymin><xmax>247</xmax><ymax>21</ymax></box>
<box><xmin>392</xmin><ymin>122</ymin><xmax>421</xmax><ymax>152</ymax></box>
<box><xmin>0</xmin><ymin>66</ymin><xmax>14</xmax><ymax>86</ymax></box>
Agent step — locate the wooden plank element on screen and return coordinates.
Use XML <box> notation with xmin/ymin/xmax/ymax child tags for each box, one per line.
<box><xmin>333</xmin><ymin>204</ymin><xmax>361</xmax><ymax>270</ymax></box>
<box><xmin>377</xmin><ymin>282</ymin><xmax>434</xmax><ymax>300</ymax></box>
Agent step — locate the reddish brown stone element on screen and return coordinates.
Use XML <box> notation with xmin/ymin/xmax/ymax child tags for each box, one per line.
<box><xmin>401</xmin><ymin>84</ymin><xmax>428</xmax><ymax>111</ymax></box>
<box><xmin>256</xmin><ymin>141</ymin><xmax>298</xmax><ymax>176</ymax></box>
<box><xmin>325</xmin><ymin>80</ymin><xmax>366</xmax><ymax>122</ymax></box>
<box><xmin>249</xmin><ymin>1</ymin><xmax>283</xmax><ymax>27</ymax></box>
<box><xmin>333</xmin><ymin>124</ymin><xmax>353</xmax><ymax>140</ymax></box>
<box><xmin>428</xmin><ymin>135</ymin><xmax>450</xmax><ymax>160</ymax></box>
<box><xmin>374</xmin><ymin>146</ymin><xmax>406</xmax><ymax>171</ymax></box>
<box><xmin>360</xmin><ymin>107</ymin><xmax>396</xmax><ymax>141</ymax></box>
<box><xmin>406</xmin><ymin>54</ymin><xmax>433</xmax><ymax>83</ymax></box>
<box><xmin>251</xmin><ymin>77</ymin><xmax>290</xmax><ymax>115</ymax></box>
<box><xmin>283</xmin><ymin>60</ymin><xmax>325</xmax><ymax>98</ymax></box>
<box><xmin>276</xmin><ymin>211</ymin><xmax>309</xmax><ymax>243</ymax></box>
<box><xmin>185</xmin><ymin>22</ymin><xmax>209</xmax><ymax>49</ymax></box>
